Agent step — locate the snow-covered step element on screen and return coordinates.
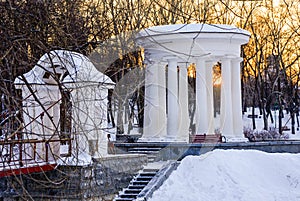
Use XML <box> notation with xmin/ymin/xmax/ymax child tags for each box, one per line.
<box><xmin>142</xmin><ymin>169</ymin><xmax>159</xmax><ymax>173</ymax></box>
<box><xmin>114</xmin><ymin>198</ymin><xmax>134</xmax><ymax>201</ymax></box>
<box><xmin>123</xmin><ymin>189</ymin><xmax>141</xmax><ymax>194</ymax></box>
<box><xmin>136</xmin><ymin>161</ymin><xmax>180</xmax><ymax>200</ymax></box>
<box><xmin>113</xmin><ymin>169</ymin><xmax>159</xmax><ymax>201</ymax></box>
<box><xmin>139</xmin><ymin>172</ymin><xmax>157</xmax><ymax>177</ymax></box>
<box><xmin>127</xmin><ymin>185</ymin><xmax>145</xmax><ymax>190</ymax></box>
<box><xmin>130</xmin><ymin>180</ymin><xmax>149</xmax><ymax>186</ymax></box>
<box><xmin>128</xmin><ymin>151</ymin><xmax>159</xmax><ymax>162</ymax></box>
<box><xmin>127</xmin><ymin>146</ymin><xmax>163</xmax><ymax>163</ymax></box>
<box><xmin>119</xmin><ymin>193</ymin><xmax>139</xmax><ymax>198</ymax></box>
<box><xmin>147</xmin><ymin>155</ymin><xmax>157</xmax><ymax>163</ymax></box>
<box><xmin>128</xmin><ymin>150</ymin><xmax>159</xmax><ymax>154</ymax></box>
<box><xmin>128</xmin><ymin>147</ymin><xmax>161</xmax><ymax>152</ymax></box>
<box><xmin>135</xmin><ymin>176</ymin><xmax>153</xmax><ymax>181</ymax></box>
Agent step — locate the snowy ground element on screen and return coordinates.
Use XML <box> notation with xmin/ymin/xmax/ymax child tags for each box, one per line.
<box><xmin>108</xmin><ymin>107</ymin><xmax>300</xmax><ymax>140</ymax></box>
<box><xmin>147</xmin><ymin>109</ymin><xmax>300</xmax><ymax>201</ymax></box>
<box><xmin>243</xmin><ymin>108</ymin><xmax>300</xmax><ymax>140</ymax></box>
<box><xmin>149</xmin><ymin>149</ymin><xmax>300</xmax><ymax>201</ymax></box>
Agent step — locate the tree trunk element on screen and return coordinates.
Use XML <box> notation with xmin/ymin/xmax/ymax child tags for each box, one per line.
<box><xmin>291</xmin><ymin>111</ymin><xmax>295</xmax><ymax>134</ymax></box>
<box><xmin>262</xmin><ymin>107</ymin><xmax>268</xmax><ymax>130</ymax></box>
<box><xmin>279</xmin><ymin>104</ymin><xmax>282</xmax><ymax>134</ymax></box>
<box><xmin>252</xmin><ymin>96</ymin><xmax>256</xmax><ymax>130</ymax></box>
<box><xmin>137</xmin><ymin>87</ymin><xmax>144</xmax><ymax>128</ymax></box>
<box><xmin>266</xmin><ymin>96</ymin><xmax>274</xmax><ymax>124</ymax></box>
<box><xmin>107</xmin><ymin>89</ymin><xmax>115</xmax><ymax>127</ymax></box>
<box><xmin>117</xmin><ymin>99</ymin><xmax>124</xmax><ymax>134</ymax></box>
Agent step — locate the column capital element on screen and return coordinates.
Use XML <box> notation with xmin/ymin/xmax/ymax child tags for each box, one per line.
<box><xmin>144</xmin><ymin>49</ymin><xmax>170</xmax><ymax>65</ymax></box>
<box><xmin>144</xmin><ymin>58</ymin><xmax>154</xmax><ymax>65</ymax></box>
<box><xmin>145</xmin><ymin>58</ymin><xmax>168</xmax><ymax>66</ymax></box>
<box><xmin>178</xmin><ymin>62</ymin><xmax>189</xmax><ymax>69</ymax></box>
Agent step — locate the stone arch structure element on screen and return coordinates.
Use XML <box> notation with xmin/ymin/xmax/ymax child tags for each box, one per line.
<box><xmin>136</xmin><ymin>24</ymin><xmax>250</xmax><ymax>142</ymax></box>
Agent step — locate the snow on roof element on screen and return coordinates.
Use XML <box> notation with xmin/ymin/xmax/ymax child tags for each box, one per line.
<box><xmin>137</xmin><ymin>23</ymin><xmax>250</xmax><ymax>38</ymax></box>
<box><xmin>149</xmin><ymin>149</ymin><xmax>300</xmax><ymax>201</ymax></box>
<box><xmin>136</xmin><ymin>24</ymin><xmax>250</xmax><ymax>60</ymax></box>
<box><xmin>14</xmin><ymin>50</ymin><xmax>115</xmax><ymax>86</ymax></box>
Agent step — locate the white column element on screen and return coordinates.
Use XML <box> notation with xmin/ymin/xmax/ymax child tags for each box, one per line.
<box><xmin>178</xmin><ymin>63</ymin><xmax>189</xmax><ymax>142</ymax></box>
<box><xmin>231</xmin><ymin>57</ymin><xmax>245</xmax><ymax>138</ymax></box>
<box><xmin>205</xmin><ymin>61</ymin><xmax>215</xmax><ymax>134</ymax></box>
<box><xmin>196</xmin><ymin>58</ymin><xmax>209</xmax><ymax>134</ymax></box>
<box><xmin>141</xmin><ymin>62</ymin><xmax>161</xmax><ymax>141</ymax></box>
<box><xmin>167</xmin><ymin>58</ymin><xmax>178</xmax><ymax>140</ymax></box>
<box><xmin>157</xmin><ymin>62</ymin><xmax>167</xmax><ymax>139</ymax></box>
<box><xmin>220</xmin><ymin>57</ymin><xmax>234</xmax><ymax>137</ymax></box>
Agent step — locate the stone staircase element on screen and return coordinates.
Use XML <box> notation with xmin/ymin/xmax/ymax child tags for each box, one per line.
<box><xmin>113</xmin><ymin>161</ymin><xmax>180</xmax><ymax>201</ymax></box>
<box><xmin>113</xmin><ymin>168</ymin><xmax>158</xmax><ymax>201</ymax></box>
<box><xmin>127</xmin><ymin>147</ymin><xmax>162</xmax><ymax>162</ymax></box>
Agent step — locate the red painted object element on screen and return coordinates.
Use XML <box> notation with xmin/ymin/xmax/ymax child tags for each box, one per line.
<box><xmin>190</xmin><ymin>134</ymin><xmax>226</xmax><ymax>143</ymax></box>
<box><xmin>0</xmin><ymin>163</ymin><xmax>57</xmax><ymax>177</ymax></box>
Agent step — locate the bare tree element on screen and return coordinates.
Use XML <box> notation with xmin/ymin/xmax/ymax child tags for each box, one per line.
<box><xmin>1</xmin><ymin>0</ymin><xmax>300</xmax><ymax>199</ymax></box>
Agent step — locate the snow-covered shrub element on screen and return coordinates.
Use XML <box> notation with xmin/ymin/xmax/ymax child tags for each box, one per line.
<box><xmin>243</xmin><ymin>127</ymin><xmax>289</xmax><ymax>142</ymax></box>
<box><xmin>253</xmin><ymin>130</ymin><xmax>263</xmax><ymax>141</ymax></box>
<box><xmin>268</xmin><ymin>127</ymin><xmax>280</xmax><ymax>139</ymax></box>
<box><xmin>280</xmin><ymin>132</ymin><xmax>289</xmax><ymax>140</ymax></box>
<box><xmin>243</xmin><ymin>127</ymin><xmax>253</xmax><ymax>140</ymax></box>
<box><xmin>261</xmin><ymin>129</ymin><xmax>274</xmax><ymax>140</ymax></box>
<box><xmin>268</xmin><ymin>127</ymin><xmax>289</xmax><ymax>140</ymax></box>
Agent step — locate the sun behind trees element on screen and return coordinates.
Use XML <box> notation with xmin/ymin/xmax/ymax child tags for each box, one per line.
<box><xmin>0</xmin><ymin>0</ymin><xmax>300</xmax><ymax>199</ymax></box>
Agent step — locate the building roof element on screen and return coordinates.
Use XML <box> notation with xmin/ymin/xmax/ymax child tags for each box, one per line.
<box><xmin>137</xmin><ymin>24</ymin><xmax>250</xmax><ymax>38</ymax></box>
<box><xmin>14</xmin><ymin>50</ymin><xmax>115</xmax><ymax>87</ymax></box>
<box><xmin>136</xmin><ymin>23</ymin><xmax>251</xmax><ymax>61</ymax></box>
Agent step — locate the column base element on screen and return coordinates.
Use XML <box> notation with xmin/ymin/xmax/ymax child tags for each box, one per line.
<box><xmin>162</xmin><ymin>137</ymin><xmax>188</xmax><ymax>143</ymax></box>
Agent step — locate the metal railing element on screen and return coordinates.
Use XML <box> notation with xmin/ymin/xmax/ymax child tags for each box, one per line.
<box><xmin>0</xmin><ymin>138</ymin><xmax>72</xmax><ymax>168</ymax></box>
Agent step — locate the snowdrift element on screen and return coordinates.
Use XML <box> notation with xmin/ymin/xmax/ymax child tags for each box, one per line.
<box><xmin>150</xmin><ymin>149</ymin><xmax>300</xmax><ymax>201</ymax></box>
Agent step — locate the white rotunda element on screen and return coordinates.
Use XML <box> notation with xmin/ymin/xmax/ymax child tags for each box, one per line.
<box><xmin>136</xmin><ymin>24</ymin><xmax>250</xmax><ymax>142</ymax></box>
